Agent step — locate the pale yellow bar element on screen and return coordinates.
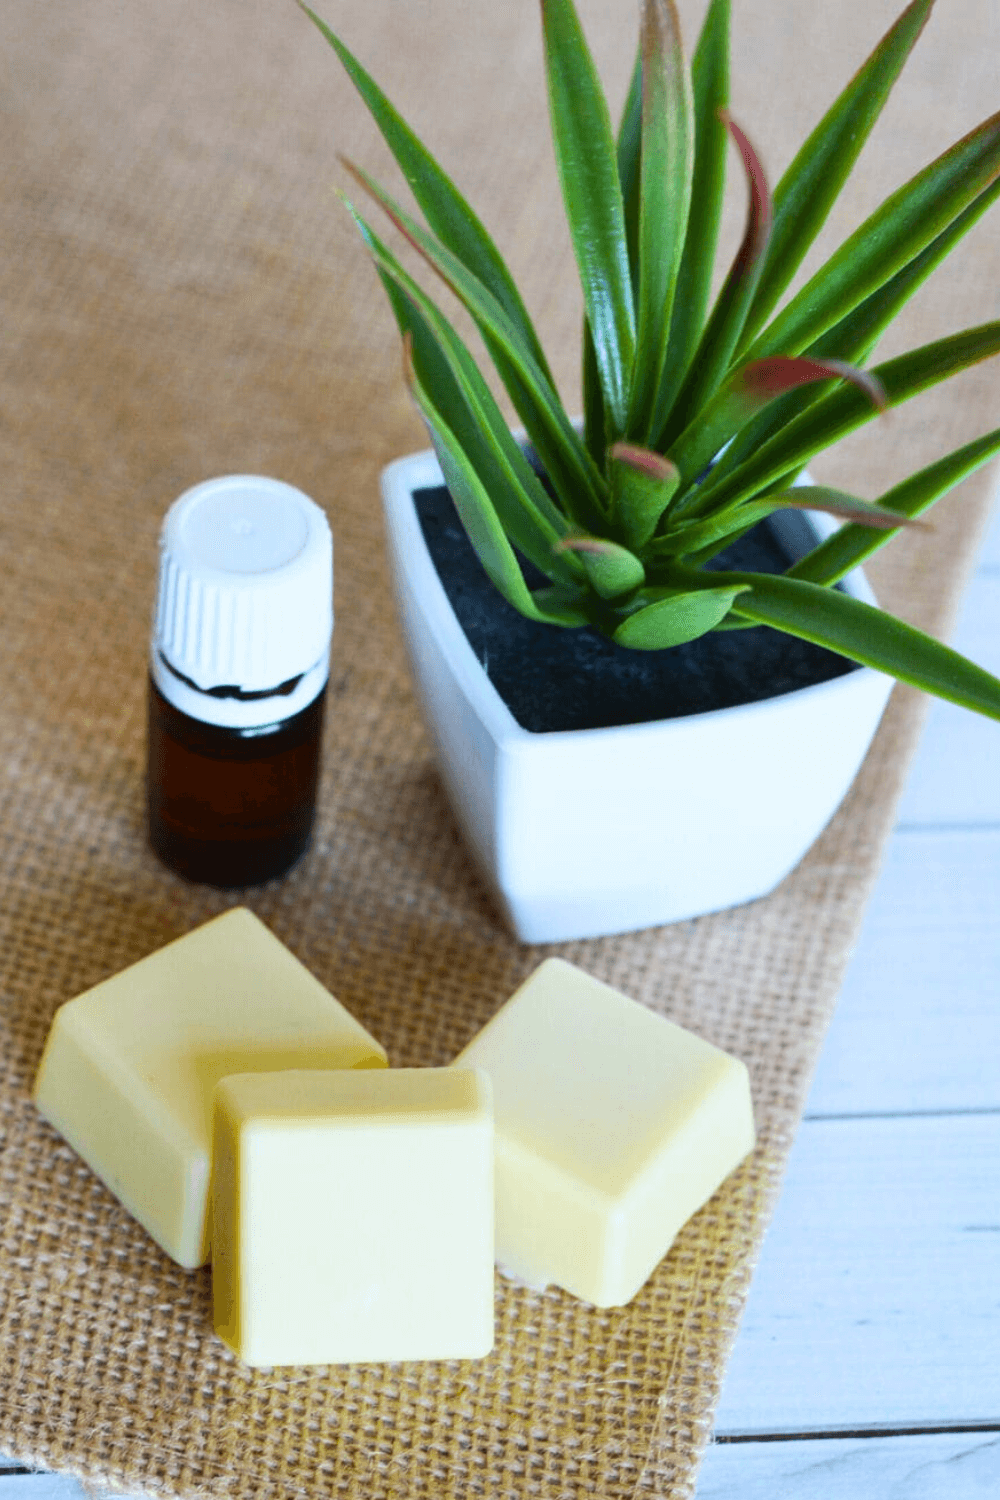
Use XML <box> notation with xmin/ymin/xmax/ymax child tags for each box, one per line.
<box><xmin>453</xmin><ymin>958</ymin><xmax>755</xmax><ymax>1307</ymax></box>
<box><xmin>213</xmin><ymin>1067</ymin><xmax>494</xmax><ymax>1367</ymax></box>
<box><xmin>33</xmin><ymin>907</ymin><xmax>387</xmax><ymax>1268</ymax></box>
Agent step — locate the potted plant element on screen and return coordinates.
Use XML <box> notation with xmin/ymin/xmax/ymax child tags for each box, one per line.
<box><xmin>300</xmin><ymin>0</ymin><xmax>1000</xmax><ymax>942</ymax></box>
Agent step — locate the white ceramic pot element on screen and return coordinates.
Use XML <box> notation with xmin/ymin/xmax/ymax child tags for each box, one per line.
<box><xmin>381</xmin><ymin>447</ymin><xmax>893</xmax><ymax>944</ymax></box>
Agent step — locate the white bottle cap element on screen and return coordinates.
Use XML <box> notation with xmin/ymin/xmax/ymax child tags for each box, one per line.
<box><xmin>151</xmin><ymin>475</ymin><xmax>334</xmax><ymax>729</ymax></box>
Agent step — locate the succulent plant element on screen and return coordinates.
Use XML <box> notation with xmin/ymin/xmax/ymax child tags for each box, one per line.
<box><xmin>302</xmin><ymin>0</ymin><xmax>1000</xmax><ymax>719</ymax></box>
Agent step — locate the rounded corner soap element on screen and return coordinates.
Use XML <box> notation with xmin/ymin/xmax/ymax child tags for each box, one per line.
<box><xmin>453</xmin><ymin>956</ymin><xmax>755</xmax><ymax>1307</ymax></box>
<box><xmin>32</xmin><ymin>907</ymin><xmax>387</xmax><ymax>1268</ymax></box>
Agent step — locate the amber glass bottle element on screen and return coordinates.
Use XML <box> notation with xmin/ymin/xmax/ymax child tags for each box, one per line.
<box><xmin>146</xmin><ymin>475</ymin><xmax>333</xmax><ymax>887</ymax></box>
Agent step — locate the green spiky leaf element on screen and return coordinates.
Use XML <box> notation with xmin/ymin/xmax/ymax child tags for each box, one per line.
<box><xmin>721</xmin><ymin>569</ymin><xmax>1000</xmax><ymax>720</ymax></box>
<box><xmin>689</xmin><ymin>321</ymin><xmax>1000</xmax><ymax>519</ymax></box>
<box><xmin>542</xmin><ymin>0</ymin><xmax>635</xmax><ymax>435</ymax></box>
<box><xmin>695</xmin><ymin>173</ymin><xmax>1000</xmax><ymax>494</ymax></box>
<box><xmin>654</xmin><ymin>0</ymin><xmax>730</xmax><ymax>426</ymax></box>
<box><xmin>404</xmin><ymin>343</ymin><xmax>589</xmax><ymax>626</ymax></box>
<box><xmin>626</xmin><ymin>0</ymin><xmax>694</xmax><ymax>441</ymax></box>
<box><xmin>617</xmin><ymin>46</ymin><xmax>644</xmax><ymax>294</ymax></box>
<box><xmin>670</xmin><ymin>355</ymin><xmax>885</xmax><ymax>488</ymax></box>
<box><xmin>656</xmin><ymin>112</ymin><xmax>772</xmax><ymax>447</ymax></box>
<box><xmin>739</xmin><ymin>0</ymin><xmax>936</xmax><ymax>348</ymax></box>
<box><xmin>745</xmin><ymin>108</ymin><xmax>1000</xmax><ymax>363</ymax></box>
<box><xmin>298</xmin><ymin>3</ymin><xmax>554</xmax><ymax>382</ymax></box>
<box><xmin>341</xmin><ymin>164</ymin><xmax>608</xmax><ymax>530</ymax></box>
<box><xmin>659</xmin><ymin>485</ymin><xmax>919</xmax><ymax>560</ymax></box>
<box><xmin>343</xmin><ymin>200</ymin><xmax>582</xmax><ymax>589</ymax></box>
<box><xmin>788</xmin><ymin>426</ymin><xmax>1000</xmax><ymax>584</ymax></box>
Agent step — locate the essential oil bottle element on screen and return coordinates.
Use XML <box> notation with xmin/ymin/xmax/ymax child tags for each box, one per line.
<box><xmin>146</xmin><ymin>475</ymin><xmax>334</xmax><ymax>887</ymax></box>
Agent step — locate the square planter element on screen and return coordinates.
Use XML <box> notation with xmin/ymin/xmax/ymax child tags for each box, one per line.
<box><xmin>382</xmin><ymin>447</ymin><xmax>893</xmax><ymax>944</ymax></box>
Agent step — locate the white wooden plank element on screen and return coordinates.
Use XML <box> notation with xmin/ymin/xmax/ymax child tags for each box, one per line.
<box><xmin>698</xmin><ymin>1429</ymin><xmax>1000</xmax><ymax>1498</ymax></box>
<box><xmin>0</xmin><ymin>1469</ymin><xmax>134</xmax><ymax>1500</ymax></box>
<box><xmin>0</xmin><ymin>1477</ymin><xmax>133</xmax><ymax>1500</ymax></box>
<box><xmin>895</xmin><ymin>575</ymin><xmax>1000</xmax><ymax>826</ymax></box>
<box><xmin>0</xmin><ymin>1482</ymin><xmax>84</xmax><ymax>1499</ymax></box>
<box><xmin>713</xmin><ymin>1113</ymin><xmax>1000</xmax><ymax>1436</ymax></box>
<box><xmin>807</xmin><ymin>828</ymin><xmax>1000</xmax><ymax>1116</ymax></box>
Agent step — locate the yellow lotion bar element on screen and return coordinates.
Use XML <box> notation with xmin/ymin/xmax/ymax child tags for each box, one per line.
<box><xmin>454</xmin><ymin>958</ymin><xmax>755</xmax><ymax>1307</ymax></box>
<box><xmin>32</xmin><ymin>908</ymin><xmax>386</xmax><ymax>1268</ymax></box>
<box><xmin>213</xmin><ymin>1068</ymin><xmax>494</xmax><ymax>1367</ymax></box>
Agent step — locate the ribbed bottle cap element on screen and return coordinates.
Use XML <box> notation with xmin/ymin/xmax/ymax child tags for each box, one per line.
<box><xmin>151</xmin><ymin>475</ymin><xmax>333</xmax><ymax>729</ymax></box>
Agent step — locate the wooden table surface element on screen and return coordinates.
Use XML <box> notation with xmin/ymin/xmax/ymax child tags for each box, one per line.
<box><xmin>3</xmin><ymin>491</ymin><xmax>998</xmax><ymax>1500</ymax></box>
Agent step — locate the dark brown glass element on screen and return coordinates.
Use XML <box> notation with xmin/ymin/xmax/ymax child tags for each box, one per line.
<box><xmin>146</xmin><ymin>677</ymin><xmax>325</xmax><ymax>887</ymax></box>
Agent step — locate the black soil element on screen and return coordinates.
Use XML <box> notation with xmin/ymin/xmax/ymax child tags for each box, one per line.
<box><xmin>415</xmin><ymin>485</ymin><xmax>856</xmax><ymax>734</ymax></box>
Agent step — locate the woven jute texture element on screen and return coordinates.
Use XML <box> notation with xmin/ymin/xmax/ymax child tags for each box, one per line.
<box><xmin>1</xmin><ymin>1</ymin><xmax>998</xmax><ymax>1496</ymax></box>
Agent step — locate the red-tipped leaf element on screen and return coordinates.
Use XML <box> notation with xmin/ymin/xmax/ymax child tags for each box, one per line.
<box><xmin>669</xmin><ymin>354</ymin><xmax>885</xmax><ymax>488</ymax></box>
<box><xmin>739</xmin><ymin>0</ymin><xmax>937</xmax><ymax>348</ymax></box>
<box><xmin>720</xmin><ymin>109</ymin><xmax>772</xmax><ymax>276</ymax></box>
<box><xmin>555</xmin><ymin>534</ymin><xmax>646</xmax><ymax>598</ymax></box>
<box><xmin>609</xmin><ymin>441</ymin><xmax>679</xmax><ymax>482</ymax></box>
<box><xmin>653</xmin><ymin>111</ymin><xmax>773</xmax><ymax>445</ymax></box>
<box><xmin>733</xmin><ymin>356</ymin><xmax>887</xmax><ymax>411</ymax></box>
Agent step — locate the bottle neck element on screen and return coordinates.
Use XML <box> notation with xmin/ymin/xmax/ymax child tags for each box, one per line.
<box><xmin>150</xmin><ymin>646</ymin><xmax>330</xmax><ymax>730</ymax></box>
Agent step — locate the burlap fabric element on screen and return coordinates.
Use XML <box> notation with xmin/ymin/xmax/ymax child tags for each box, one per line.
<box><xmin>1</xmin><ymin>1</ymin><xmax>997</xmax><ymax>1496</ymax></box>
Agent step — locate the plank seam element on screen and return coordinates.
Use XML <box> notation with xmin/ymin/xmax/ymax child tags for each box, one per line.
<box><xmin>803</xmin><ymin>1106</ymin><xmax>1000</xmax><ymax>1122</ymax></box>
<box><xmin>713</xmin><ymin>1421</ymin><xmax>1000</xmax><ymax>1444</ymax></box>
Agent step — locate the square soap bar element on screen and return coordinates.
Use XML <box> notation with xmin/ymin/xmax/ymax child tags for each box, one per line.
<box><xmin>33</xmin><ymin>908</ymin><xmax>387</xmax><ymax>1269</ymax></box>
<box><xmin>212</xmin><ymin>1068</ymin><xmax>494</xmax><ymax>1367</ymax></box>
<box><xmin>453</xmin><ymin>958</ymin><xmax>755</xmax><ymax>1307</ymax></box>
